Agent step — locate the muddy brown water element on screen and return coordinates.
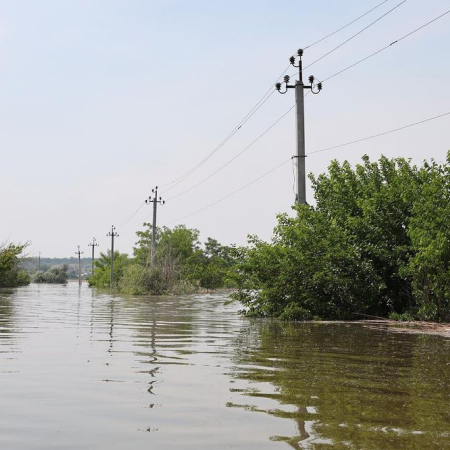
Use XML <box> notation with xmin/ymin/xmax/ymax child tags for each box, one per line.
<box><xmin>1</xmin><ymin>284</ymin><xmax>450</xmax><ymax>449</ymax></box>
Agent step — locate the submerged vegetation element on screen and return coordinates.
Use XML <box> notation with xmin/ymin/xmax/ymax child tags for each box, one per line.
<box><xmin>27</xmin><ymin>153</ymin><xmax>450</xmax><ymax>324</ymax></box>
<box><xmin>33</xmin><ymin>265</ymin><xmax>69</xmax><ymax>284</ymax></box>
<box><xmin>231</xmin><ymin>154</ymin><xmax>450</xmax><ymax>322</ymax></box>
<box><xmin>0</xmin><ymin>243</ymin><xmax>30</xmax><ymax>288</ymax></box>
<box><xmin>88</xmin><ymin>224</ymin><xmax>237</xmax><ymax>295</ymax></box>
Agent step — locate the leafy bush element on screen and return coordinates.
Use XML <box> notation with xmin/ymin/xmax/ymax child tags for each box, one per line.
<box><xmin>389</xmin><ymin>312</ymin><xmax>415</xmax><ymax>322</ymax></box>
<box><xmin>88</xmin><ymin>251</ymin><xmax>129</xmax><ymax>289</ymax></box>
<box><xmin>123</xmin><ymin>224</ymin><xmax>236</xmax><ymax>295</ymax></box>
<box><xmin>119</xmin><ymin>264</ymin><xmax>150</xmax><ymax>295</ymax></box>
<box><xmin>33</xmin><ymin>265</ymin><xmax>69</xmax><ymax>284</ymax></box>
<box><xmin>278</xmin><ymin>304</ymin><xmax>313</xmax><ymax>321</ymax></box>
<box><xmin>89</xmin><ymin>224</ymin><xmax>236</xmax><ymax>295</ymax></box>
<box><xmin>402</xmin><ymin>159</ymin><xmax>450</xmax><ymax>321</ymax></box>
<box><xmin>120</xmin><ymin>252</ymin><xmax>184</xmax><ymax>295</ymax></box>
<box><xmin>0</xmin><ymin>244</ymin><xmax>30</xmax><ymax>288</ymax></box>
<box><xmin>232</xmin><ymin>206</ymin><xmax>381</xmax><ymax>320</ymax></box>
<box><xmin>232</xmin><ymin>153</ymin><xmax>450</xmax><ymax>322</ymax></box>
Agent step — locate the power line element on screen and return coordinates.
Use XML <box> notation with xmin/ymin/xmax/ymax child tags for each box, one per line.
<box><xmin>160</xmin><ymin>8</ymin><xmax>450</xmax><ymax>208</ymax></box>
<box><xmin>303</xmin><ymin>0</ymin><xmax>407</xmax><ymax>71</ymax></box>
<box><xmin>168</xmin><ymin>158</ymin><xmax>292</xmax><ymax>225</ymax></box>
<box><xmin>161</xmin><ymin>89</ymin><xmax>277</xmax><ymax>194</ymax></box>
<box><xmin>118</xmin><ymin>202</ymin><xmax>146</xmax><ymax>229</ymax></box>
<box><xmin>321</xmin><ymin>9</ymin><xmax>450</xmax><ymax>84</ymax></box>
<box><xmin>304</xmin><ymin>0</ymin><xmax>391</xmax><ymax>50</ymax></box>
<box><xmin>164</xmin><ymin>2</ymin><xmax>412</xmax><ymax>201</ymax></box>
<box><xmin>168</xmin><ymin>109</ymin><xmax>450</xmax><ymax>226</ymax></box>
<box><xmin>108</xmin><ymin>7</ymin><xmax>450</xmax><ymax>232</ymax></box>
<box><xmin>167</xmin><ymin>105</ymin><xmax>295</xmax><ymax>202</ymax></box>
<box><xmin>160</xmin><ymin>2</ymin><xmax>401</xmax><ymax>194</ymax></box>
<box><xmin>308</xmin><ymin>111</ymin><xmax>450</xmax><ymax>156</ymax></box>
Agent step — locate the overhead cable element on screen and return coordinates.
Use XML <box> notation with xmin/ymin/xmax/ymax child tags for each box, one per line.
<box><xmin>308</xmin><ymin>111</ymin><xmax>450</xmax><ymax>155</ymax></box>
<box><xmin>168</xmin><ymin>158</ymin><xmax>292</xmax><ymax>225</ymax></box>
<box><xmin>167</xmin><ymin>106</ymin><xmax>295</xmax><ymax>201</ymax></box>
<box><xmin>162</xmin><ymin>90</ymin><xmax>277</xmax><ymax>194</ymax></box>
<box><xmin>117</xmin><ymin>8</ymin><xmax>450</xmax><ymax>231</ymax></box>
<box><xmin>303</xmin><ymin>0</ymin><xmax>407</xmax><ymax>71</ymax></box>
<box><xmin>164</xmin><ymin>8</ymin><xmax>450</xmax><ymax>205</ymax></box>
<box><xmin>321</xmin><ymin>9</ymin><xmax>450</xmax><ymax>84</ymax></box>
<box><xmin>168</xmin><ymin>109</ymin><xmax>450</xmax><ymax>225</ymax></box>
<box><xmin>303</xmin><ymin>0</ymin><xmax>391</xmax><ymax>50</ymax></box>
<box><xmin>160</xmin><ymin>1</ymin><xmax>401</xmax><ymax>193</ymax></box>
<box><xmin>117</xmin><ymin>202</ymin><xmax>145</xmax><ymax>229</ymax></box>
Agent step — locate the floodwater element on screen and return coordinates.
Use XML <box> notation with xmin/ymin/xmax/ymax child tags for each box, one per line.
<box><xmin>1</xmin><ymin>284</ymin><xmax>450</xmax><ymax>450</ymax></box>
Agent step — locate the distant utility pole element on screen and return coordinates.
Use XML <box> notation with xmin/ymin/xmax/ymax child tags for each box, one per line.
<box><xmin>107</xmin><ymin>226</ymin><xmax>119</xmax><ymax>290</ymax></box>
<box><xmin>145</xmin><ymin>187</ymin><xmax>165</xmax><ymax>265</ymax></box>
<box><xmin>75</xmin><ymin>245</ymin><xmax>84</xmax><ymax>286</ymax></box>
<box><xmin>38</xmin><ymin>252</ymin><xmax>41</xmax><ymax>271</ymax></box>
<box><xmin>88</xmin><ymin>237</ymin><xmax>99</xmax><ymax>275</ymax></box>
<box><xmin>276</xmin><ymin>49</ymin><xmax>322</xmax><ymax>205</ymax></box>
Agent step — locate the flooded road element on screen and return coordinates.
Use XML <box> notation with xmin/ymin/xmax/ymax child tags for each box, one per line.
<box><xmin>1</xmin><ymin>284</ymin><xmax>450</xmax><ymax>449</ymax></box>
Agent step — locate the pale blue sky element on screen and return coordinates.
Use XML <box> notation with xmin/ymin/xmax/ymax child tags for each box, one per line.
<box><xmin>1</xmin><ymin>0</ymin><xmax>449</xmax><ymax>257</ymax></box>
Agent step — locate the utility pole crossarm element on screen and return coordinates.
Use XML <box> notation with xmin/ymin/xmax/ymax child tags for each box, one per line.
<box><xmin>145</xmin><ymin>186</ymin><xmax>165</xmax><ymax>265</ymax></box>
<box><xmin>275</xmin><ymin>49</ymin><xmax>322</xmax><ymax>205</ymax></box>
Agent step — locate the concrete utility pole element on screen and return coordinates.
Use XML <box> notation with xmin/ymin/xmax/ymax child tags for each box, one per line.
<box><xmin>145</xmin><ymin>187</ymin><xmax>165</xmax><ymax>265</ymax></box>
<box><xmin>107</xmin><ymin>226</ymin><xmax>119</xmax><ymax>290</ymax></box>
<box><xmin>75</xmin><ymin>245</ymin><xmax>84</xmax><ymax>286</ymax></box>
<box><xmin>88</xmin><ymin>237</ymin><xmax>99</xmax><ymax>275</ymax></box>
<box><xmin>276</xmin><ymin>49</ymin><xmax>322</xmax><ymax>205</ymax></box>
<box><xmin>38</xmin><ymin>252</ymin><xmax>41</xmax><ymax>271</ymax></box>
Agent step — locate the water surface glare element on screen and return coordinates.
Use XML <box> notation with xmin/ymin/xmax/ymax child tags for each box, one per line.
<box><xmin>1</xmin><ymin>284</ymin><xmax>450</xmax><ymax>449</ymax></box>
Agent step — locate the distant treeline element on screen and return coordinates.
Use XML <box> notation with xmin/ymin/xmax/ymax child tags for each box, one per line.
<box><xmin>25</xmin><ymin>257</ymin><xmax>91</xmax><ymax>265</ymax></box>
<box><xmin>21</xmin><ymin>257</ymin><xmax>93</xmax><ymax>282</ymax></box>
<box><xmin>22</xmin><ymin>257</ymin><xmax>92</xmax><ymax>278</ymax></box>
<box><xmin>231</xmin><ymin>153</ymin><xmax>450</xmax><ymax>323</ymax></box>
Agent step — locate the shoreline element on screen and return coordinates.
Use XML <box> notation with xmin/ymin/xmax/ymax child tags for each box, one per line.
<box><xmin>321</xmin><ymin>319</ymin><xmax>450</xmax><ymax>338</ymax></box>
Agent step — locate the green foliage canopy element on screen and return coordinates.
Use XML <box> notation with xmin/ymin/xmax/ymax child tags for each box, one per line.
<box><xmin>232</xmin><ymin>154</ymin><xmax>450</xmax><ymax>322</ymax></box>
<box><xmin>88</xmin><ymin>250</ymin><xmax>129</xmax><ymax>289</ymax></box>
<box><xmin>90</xmin><ymin>224</ymin><xmax>237</xmax><ymax>295</ymax></box>
<box><xmin>0</xmin><ymin>244</ymin><xmax>30</xmax><ymax>288</ymax></box>
<box><xmin>33</xmin><ymin>265</ymin><xmax>69</xmax><ymax>284</ymax></box>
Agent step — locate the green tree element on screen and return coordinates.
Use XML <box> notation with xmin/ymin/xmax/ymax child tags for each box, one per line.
<box><xmin>311</xmin><ymin>155</ymin><xmax>420</xmax><ymax>315</ymax></box>
<box><xmin>133</xmin><ymin>223</ymin><xmax>201</xmax><ymax>266</ymax></box>
<box><xmin>158</xmin><ymin>225</ymin><xmax>201</xmax><ymax>262</ymax></box>
<box><xmin>232</xmin><ymin>154</ymin><xmax>450</xmax><ymax>321</ymax></box>
<box><xmin>232</xmin><ymin>206</ymin><xmax>380</xmax><ymax>319</ymax></box>
<box><xmin>199</xmin><ymin>238</ymin><xmax>236</xmax><ymax>289</ymax></box>
<box><xmin>404</xmin><ymin>156</ymin><xmax>450</xmax><ymax>321</ymax></box>
<box><xmin>33</xmin><ymin>265</ymin><xmax>68</xmax><ymax>284</ymax></box>
<box><xmin>0</xmin><ymin>243</ymin><xmax>30</xmax><ymax>288</ymax></box>
<box><xmin>133</xmin><ymin>222</ymin><xmax>154</xmax><ymax>266</ymax></box>
<box><xmin>121</xmin><ymin>224</ymin><xmax>236</xmax><ymax>294</ymax></box>
<box><xmin>88</xmin><ymin>251</ymin><xmax>129</xmax><ymax>289</ymax></box>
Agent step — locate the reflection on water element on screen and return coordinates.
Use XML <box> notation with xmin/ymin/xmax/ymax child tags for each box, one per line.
<box><xmin>0</xmin><ymin>284</ymin><xmax>450</xmax><ymax>450</ymax></box>
<box><xmin>228</xmin><ymin>321</ymin><xmax>450</xmax><ymax>449</ymax></box>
